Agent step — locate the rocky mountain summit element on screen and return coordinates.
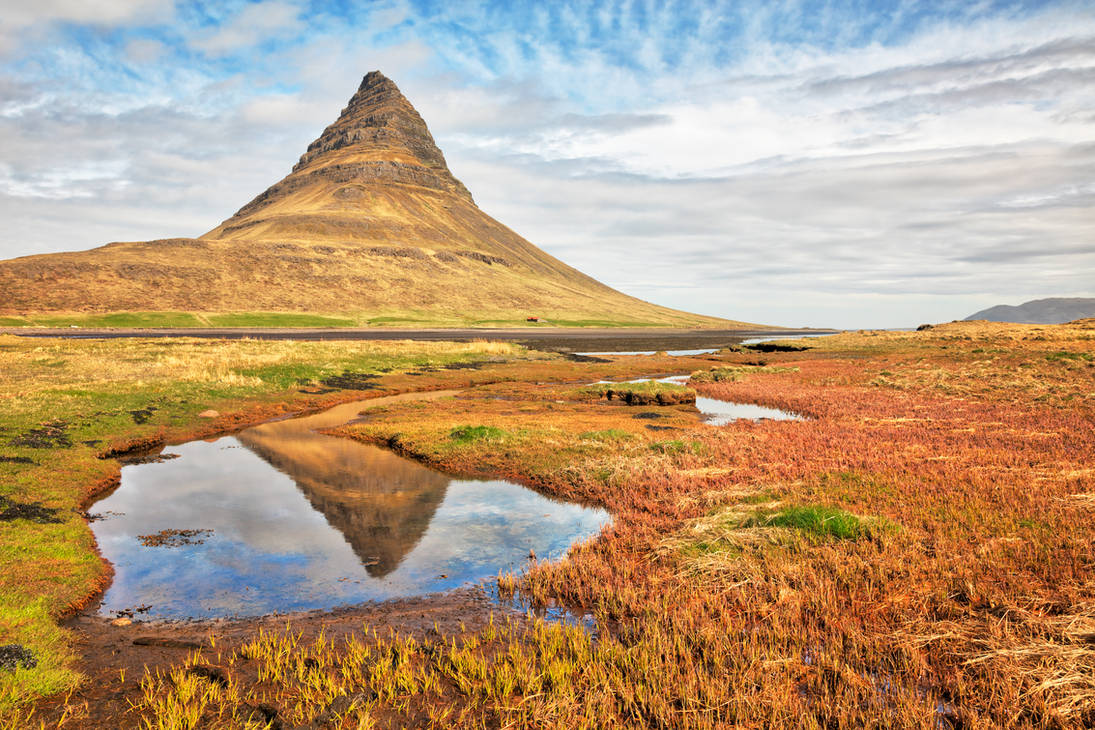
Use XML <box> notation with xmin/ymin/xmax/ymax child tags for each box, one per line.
<box><xmin>0</xmin><ymin>72</ymin><xmax>740</xmax><ymax>327</ymax></box>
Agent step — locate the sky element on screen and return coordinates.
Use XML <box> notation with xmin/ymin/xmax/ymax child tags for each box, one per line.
<box><xmin>0</xmin><ymin>0</ymin><xmax>1092</xmax><ymax>328</ymax></box>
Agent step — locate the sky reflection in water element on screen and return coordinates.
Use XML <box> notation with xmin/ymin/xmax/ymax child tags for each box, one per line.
<box><xmin>90</xmin><ymin>397</ymin><xmax>609</xmax><ymax>620</ymax></box>
<box><xmin>646</xmin><ymin>376</ymin><xmax>802</xmax><ymax>425</ymax></box>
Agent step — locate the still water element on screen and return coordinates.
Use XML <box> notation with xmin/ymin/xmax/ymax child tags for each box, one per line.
<box><xmin>640</xmin><ymin>376</ymin><xmax>802</xmax><ymax>425</ymax></box>
<box><xmin>90</xmin><ymin>394</ymin><xmax>610</xmax><ymax>620</ymax></box>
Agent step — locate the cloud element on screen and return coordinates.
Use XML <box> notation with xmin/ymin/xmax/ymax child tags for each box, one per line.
<box><xmin>189</xmin><ymin>1</ymin><xmax>302</xmax><ymax>57</ymax></box>
<box><xmin>0</xmin><ymin>0</ymin><xmax>1093</xmax><ymax>327</ymax></box>
<box><xmin>124</xmin><ymin>38</ymin><xmax>166</xmax><ymax>64</ymax></box>
<box><xmin>0</xmin><ymin>0</ymin><xmax>174</xmax><ymax>55</ymax></box>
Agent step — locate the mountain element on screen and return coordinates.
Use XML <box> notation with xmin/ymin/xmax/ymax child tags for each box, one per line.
<box><xmin>964</xmin><ymin>298</ymin><xmax>1095</xmax><ymax>324</ymax></box>
<box><xmin>0</xmin><ymin>71</ymin><xmax>749</xmax><ymax>328</ymax></box>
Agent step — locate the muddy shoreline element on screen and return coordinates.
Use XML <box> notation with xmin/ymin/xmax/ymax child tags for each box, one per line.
<box><xmin>1</xmin><ymin>326</ymin><xmax>836</xmax><ymax>352</ymax></box>
<box><xmin>44</xmin><ymin>588</ymin><xmax>525</xmax><ymax>726</ymax></box>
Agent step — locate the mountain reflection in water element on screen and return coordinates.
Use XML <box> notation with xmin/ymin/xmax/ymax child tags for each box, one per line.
<box><xmin>237</xmin><ymin>410</ymin><xmax>449</xmax><ymax>578</ymax></box>
<box><xmin>90</xmin><ymin>393</ymin><xmax>610</xmax><ymax>619</ymax></box>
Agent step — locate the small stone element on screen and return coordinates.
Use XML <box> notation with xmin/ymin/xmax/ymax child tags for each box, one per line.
<box><xmin>198</xmin><ymin>410</ymin><xmax>219</xmax><ymax>418</ymax></box>
<box><xmin>111</xmin><ymin>617</ymin><xmax>132</xmax><ymax>627</ymax></box>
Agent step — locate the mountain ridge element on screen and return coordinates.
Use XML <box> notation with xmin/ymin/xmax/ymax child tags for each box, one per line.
<box><xmin>964</xmin><ymin>297</ymin><xmax>1095</xmax><ymax>325</ymax></box>
<box><xmin>0</xmin><ymin>71</ymin><xmax>750</xmax><ymax>328</ymax></box>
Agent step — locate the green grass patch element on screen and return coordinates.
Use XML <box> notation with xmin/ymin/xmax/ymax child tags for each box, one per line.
<box><xmin>206</xmin><ymin>312</ymin><xmax>357</xmax><ymax>327</ymax></box>
<box><xmin>0</xmin><ymin>317</ymin><xmax>28</xmax><ymax>327</ymax></box>
<box><xmin>449</xmin><ymin>425</ymin><xmax>510</xmax><ymax>443</ymax></box>
<box><xmin>740</xmin><ymin>504</ymin><xmax>893</xmax><ymax>541</ymax></box>
<box><xmin>1045</xmin><ymin>351</ymin><xmax>1092</xmax><ymax>362</ymax></box>
<box><xmin>578</xmin><ymin>429</ymin><xmax>633</xmax><ymax>441</ymax></box>
<box><xmin>27</xmin><ymin>312</ymin><xmax>203</xmax><ymax>328</ymax></box>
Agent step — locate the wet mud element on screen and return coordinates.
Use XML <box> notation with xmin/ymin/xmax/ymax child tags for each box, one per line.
<box><xmin>8</xmin><ymin>420</ymin><xmax>72</xmax><ymax>448</ymax></box>
<box><xmin>0</xmin><ymin>495</ymin><xmax>63</xmax><ymax>524</ymax></box>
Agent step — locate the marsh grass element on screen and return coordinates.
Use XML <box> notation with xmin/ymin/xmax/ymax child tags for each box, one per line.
<box><xmin>448</xmin><ymin>425</ymin><xmax>510</xmax><ymax>443</ymax></box>
<box><xmin>689</xmin><ymin>364</ymin><xmax>799</xmax><ymax>383</ymax></box>
<box><xmin>578</xmin><ymin>429</ymin><xmax>632</xmax><ymax>441</ymax></box>
<box><xmin>648</xmin><ymin>439</ymin><xmax>706</xmax><ymax>456</ymax></box>
<box><xmin>13</xmin><ymin>320</ymin><xmax>1095</xmax><ymax>728</ymax></box>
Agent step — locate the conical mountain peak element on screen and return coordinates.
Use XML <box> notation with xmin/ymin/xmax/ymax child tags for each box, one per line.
<box><xmin>0</xmin><ymin>70</ymin><xmax>743</xmax><ymax>330</ymax></box>
<box><xmin>213</xmin><ymin>71</ymin><xmax>473</xmax><ymax>227</ymax></box>
<box><xmin>291</xmin><ymin>71</ymin><xmax>461</xmax><ymax>187</ymax></box>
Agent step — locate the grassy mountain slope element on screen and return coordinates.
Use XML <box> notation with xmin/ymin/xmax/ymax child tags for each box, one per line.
<box><xmin>0</xmin><ymin>72</ymin><xmax>755</xmax><ymax>328</ymax></box>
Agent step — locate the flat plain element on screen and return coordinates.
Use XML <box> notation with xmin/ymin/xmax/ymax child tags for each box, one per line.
<box><xmin>1</xmin><ymin>319</ymin><xmax>1093</xmax><ymax>728</ymax></box>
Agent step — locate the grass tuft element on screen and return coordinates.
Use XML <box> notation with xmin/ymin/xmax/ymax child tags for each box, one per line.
<box><xmin>690</xmin><ymin>365</ymin><xmax>799</xmax><ymax>383</ymax></box>
<box><xmin>449</xmin><ymin>425</ymin><xmax>509</xmax><ymax>443</ymax></box>
<box><xmin>577</xmin><ymin>429</ymin><xmax>632</xmax><ymax>441</ymax></box>
<box><xmin>740</xmin><ymin>504</ymin><xmax>891</xmax><ymax>541</ymax></box>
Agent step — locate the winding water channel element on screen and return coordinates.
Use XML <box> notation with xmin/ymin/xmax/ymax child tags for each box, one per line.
<box><xmin>89</xmin><ymin>393</ymin><xmax>610</xmax><ymax>620</ymax></box>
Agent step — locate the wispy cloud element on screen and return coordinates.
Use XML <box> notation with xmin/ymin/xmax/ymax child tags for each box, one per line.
<box><xmin>0</xmin><ymin>0</ymin><xmax>1092</xmax><ymax>327</ymax></box>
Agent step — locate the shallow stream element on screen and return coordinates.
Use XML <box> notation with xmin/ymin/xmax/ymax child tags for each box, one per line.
<box><xmin>89</xmin><ymin>393</ymin><xmax>610</xmax><ymax>620</ymax></box>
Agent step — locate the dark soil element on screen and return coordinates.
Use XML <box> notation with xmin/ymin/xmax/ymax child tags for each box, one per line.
<box><xmin>186</xmin><ymin>664</ymin><xmax>228</xmax><ymax>687</ymax></box>
<box><xmin>320</xmin><ymin>372</ymin><xmax>381</xmax><ymax>390</ymax></box>
<box><xmin>0</xmin><ymin>495</ymin><xmax>63</xmax><ymax>524</ymax></box>
<box><xmin>0</xmin><ymin>644</ymin><xmax>37</xmax><ymax>672</ymax></box>
<box><xmin>0</xmin><ymin>455</ymin><xmax>34</xmax><ymax>465</ymax></box>
<box><xmin>128</xmin><ymin>408</ymin><xmax>156</xmax><ymax>425</ymax></box>
<box><xmin>564</xmin><ymin>353</ymin><xmax>612</xmax><ymax>363</ymax></box>
<box><xmin>8</xmin><ymin>420</ymin><xmax>72</xmax><ymax>449</ymax></box>
<box><xmin>743</xmin><ymin>342</ymin><xmax>810</xmax><ymax>353</ymax></box>
<box><xmin>137</xmin><ymin>528</ymin><xmax>213</xmax><ymax>547</ymax></box>
<box><xmin>442</xmin><ymin>361</ymin><xmax>489</xmax><ymax>370</ymax></box>
<box><xmin>632</xmin><ymin>411</ymin><xmax>666</xmax><ymax>419</ymax></box>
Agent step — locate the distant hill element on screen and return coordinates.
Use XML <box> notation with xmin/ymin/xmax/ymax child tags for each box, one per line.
<box><xmin>0</xmin><ymin>71</ymin><xmax>754</xmax><ymax>329</ymax></box>
<box><xmin>965</xmin><ymin>298</ymin><xmax>1095</xmax><ymax>324</ymax></box>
